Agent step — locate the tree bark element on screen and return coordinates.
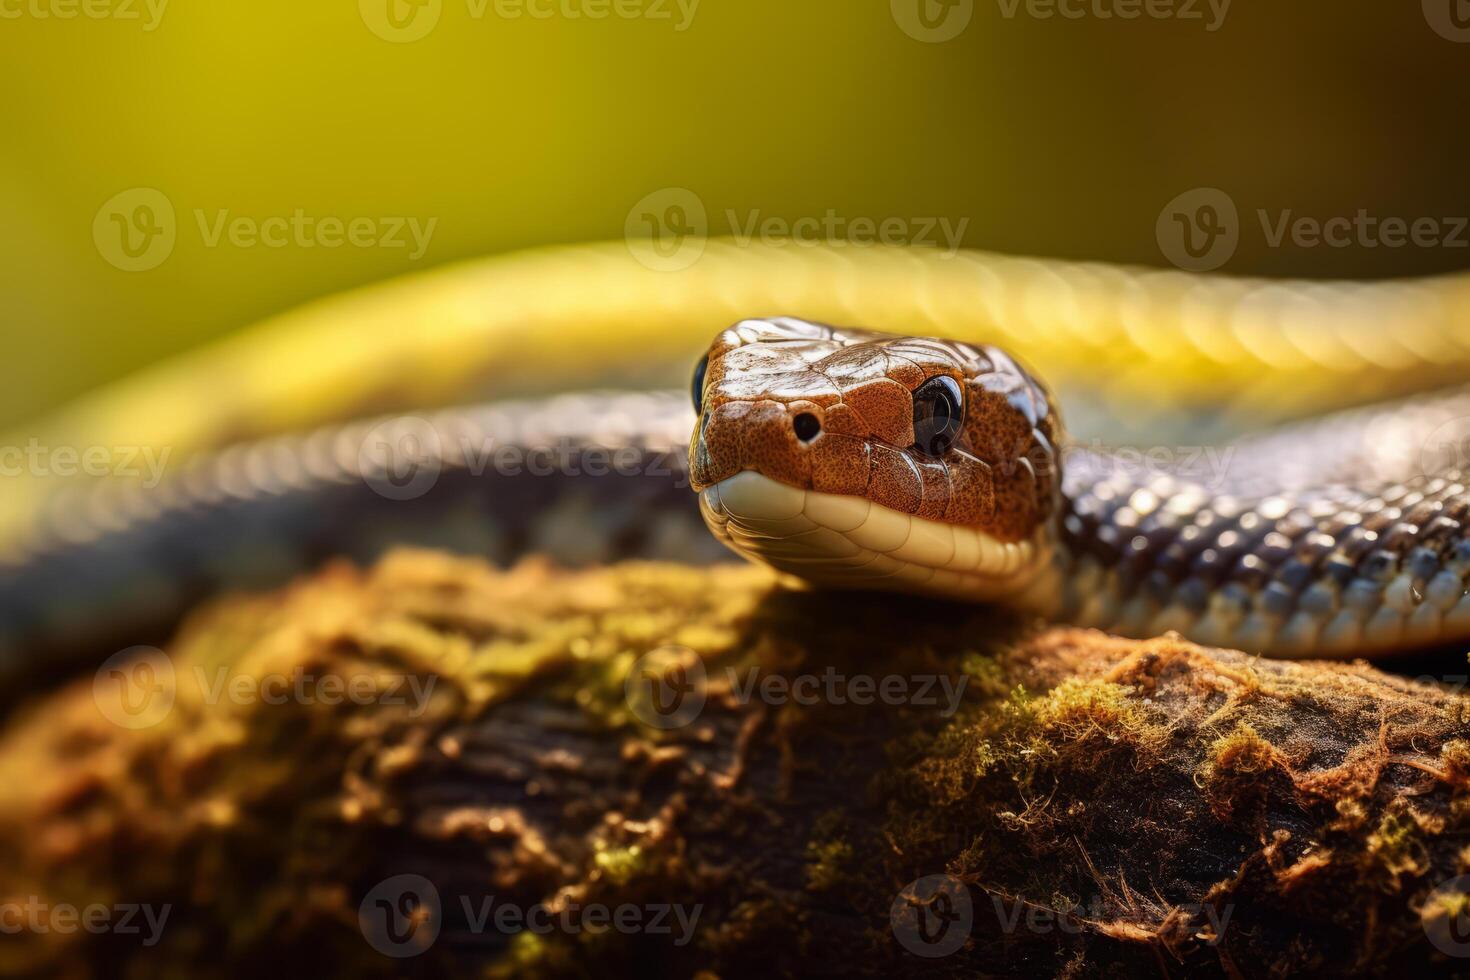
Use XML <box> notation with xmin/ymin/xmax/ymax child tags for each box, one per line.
<box><xmin>2</xmin><ymin>550</ymin><xmax>1469</xmax><ymax>977</ymax></box>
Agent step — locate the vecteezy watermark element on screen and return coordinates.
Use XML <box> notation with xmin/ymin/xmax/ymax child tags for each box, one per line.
<box><xmin>1423</xmin><ymin>875</ymin><xmax>1470</xmax><ymax>956</ymax></box>
<box><xmin>726</xmin><ymin>667</ymin><xmax>968</xmax><ymax>717</ymax></box>
<box><xmin>1409</xmin><ymin>673</ymin><xmax>1470</xmax><ymax>695</ymax></box>
<box><xmin>727</xmin><ymin>209</ymin><xmax>969</xmax><ymax>256</ymax></box>
<box><xmin>890</xmin><ymin>875</ymin><xmax>1233</xmax><ymax>958</ymax></box>
<box><xmin>976</xmin><ymin>429</ymin><xmax>1236</xmax><ymax>491</ymax></box>
<box><xmin>0</xmin><ymin>439</ymin><xmax>171</xmax><ymax>487</ymax></box>
<box><xmin>1256</xmin><ymin>209</ymin><xmax>1469</xmax><ymax>252</ymax></box>
<box><xmin>624</xmin><ymin>645</ymin><xmax>969</xmax><ymax>729</ymax></box>
<box><xmin>994</xmin><ymin>0</ymin><xmax>1230</xmax><ymax>30</ymax></box>
<box><xmin>93</xmin><ymin>646</ymin><xmax>177</xmax><ymax>730</ymax></box>
<box><xmin>623</xmin><ymin>187</ymin><xmax>971</xmax><ymax>272</ymax></box>
<box><xmin>1424</xmin><ymin>0</ymin><xmax>1470</xmax><ymax>43</ymax></box>
<box><xmin>624</xmin><ymin>187</ymin><xmax>708</xmax><ymax>272</ymax></box>
<box><xmin>1157</xmin><ymin>187</ymin><xmax>1468</xmax><ymax>272</ymax></box>
<box><xmin>358</xmin><ymin>874</ymin><xmax>701</xmax><ymax>958</ymax></box>
<box><xmin>359</xmin><ymin>0</ymin><xmax>443</xmax><ymax>41</ymax></box>
<box><xmin>1063</xmin><ymin>440</ymin><xmax>1238</xmax><ymax>489</ymax></box>
<box><xmin>988</xmin><ymin>894</ymin><xmax>1232</xmax><ymax>941</ymax></box>
<box><xmin>360</xmin><ymin>875</ymin><xmax>441</xmax><ymax>958</ymax></box>
<box><xmin>0</xmin><ymin>898</ymin><xmax>171</xmax><ymax>946</ymax></box>
<box><xmin>355</xmin><ymin>416</ymin><xmax>687</xmax><ymax>501</ymax></box>
<box><xmin>94</xmin><ymin>188</ymin><xmax>437</xmax><ymax>272</ymax></box>
<box><xmin>93</xmin><ymin>188</ymin><xmax>177</xmax><ymax>272</ymax></box>
<box><xmin>0</xmin><ymin>0</ymin><xmax>168</xmax><ymax>30</ymax></box>
<box><xmin>891</xmin><ymin>0</ymin><xmax>974</xmax><ymax>42</ymax></box>
<box><xmin>92</xmin><ymin>645</ymin><xmax>439</xmax><ymax>729</ymax></box>
<box><xmin>1420</xmin><ymin>417</ymin><xmax>1470</xmax><ymax>480</ymax></box>
<box><xmin>625</xmin><ymin>645</ymin><xmax>708</xmax><ymax>729</ymax></box>
<box><xmin>1155</xmin><ymin>187</ymin><xmax>1240</xmax><ymax>272</ymax></box>
<box><xmin>359</xmin><ymin>0</ymin><xmax>698</xmax><ymax>42</ymax></box>
<box><xmin>891</xmin><ymin>875</ymin><xmax>973</xmax><ymax>957</ymax></box>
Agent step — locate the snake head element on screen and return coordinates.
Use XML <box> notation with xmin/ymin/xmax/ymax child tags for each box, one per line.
<box><xmin>689</xmin><ymin>317</ymin><xmax>1063</xmax><ymax>599</ymax></box>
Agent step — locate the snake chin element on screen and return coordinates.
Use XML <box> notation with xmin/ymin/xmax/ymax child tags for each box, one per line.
<box><xmin>699</xmin><ymin>471</ymin><xmax>1051</xmax><ymax>600</ymax></box>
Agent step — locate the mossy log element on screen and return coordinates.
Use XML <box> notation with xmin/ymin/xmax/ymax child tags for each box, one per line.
<box><xmin>3</xmin><ymin>552</ymin><xmax>1470</xmax><ymax>977</ymax></box>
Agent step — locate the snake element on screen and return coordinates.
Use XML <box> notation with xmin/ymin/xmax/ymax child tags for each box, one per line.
<box><xmin>5</xmin><ymin>240</ymin><xmax>1470</xmax><ymax>696</ymax></box>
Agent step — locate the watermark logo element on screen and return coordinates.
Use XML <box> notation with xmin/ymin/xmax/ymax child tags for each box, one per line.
<box><xmin>93</xmin><ymin>647</ymin><xmax>438</xmax><ymax>729</ymax></box>
<box><xmin>94</xmin><ymin>190</ymin><xmax>438</xmax><ymax>271</ymax></box>
<box><xmin>194</xmin><ymin>210</ymin><xmax>437</xmax><ymax>257</ymax></box>
<box><xmin>361</xmin><ymin>0</ymin><xmax>699</xmax><ymax>41</ymax></box>
<box><xmin>489</xmin><ymin>0</ymin><xmax>699</xmax><ymax>28</ymax></box>
<box><xmin>1421</xmin><ymin>417</ymin><xmax>1470</xmax><ymax>479</ymax></box>
<box><xmin>1423</xmin><ymin>875</ymin><xmax>1470</xmax><ymax>956</ymax></box>
<box><xmin>727</xmin><ymin>667</ymin><xmax>968</xmax><ymax>717</ymax></box>
<box><xmin>989</xmin><ymin>894</ymin><xmax>1231</xmax><ymax>941</ymax></box>
<box><xmin>890</xmin><ymin>874</ymin><xmax>972</xmax><ymax>957</ymax></box>
<box><xmin>1064</xmin><ymin>440</ymin><xmax>1237</xmax><ymax>490</ymax></box>
<box><xmin>1156</xmin><ymin>187</ymin><xmax>1238</xmax><ymax>272</ymax></box>
<box><xmin>625</xmin><ymin>645</ymin><xmax>707</xmax><ymax>729</ymax></box>
<box><xmin>358</xmin><ymin>416</ymin><xmax>444</xmax><ymax>500</ymax></box>
<box><xmin>357</xmin><ymin>874</ymin><xmax>701</xmax><ymax>956</ymax></box>
<box><xmin>460</xmin><ymin>895</ymin><xmax>700</xmax><ymax>944</ymax></box>
<box><xmin>625</xmin><ymin>187</ymin><xmax>708</xmax><ymax>272</ymax></box>
<box><xmin>360</xmin><ymin>874</ymin><xmax>442</xmax><ymax>957</ymax></box>
<box><xmin>891</xmin><ymin>0</ymin><xmax>973</xmax><ymax>42</ymax></box>
<box><xmin>728</xmin><ymin>208</ymin><xmax>968</xmax><ymax>255</ymax></box>
<box><xmin>625</xmin><ymin>187</ymin><xmax>971</xmax><ymax>271</ymax></box>
<box><xmin>1258</xmin><ymin>209</ymin><xmax>1467</xmax><ymax>251</ymax></box>
<box><xmin>94</xmin><ymin>188</ymin><xmax>176</xmax><ymax>272</ymax></box>
<box><xmin>625</xmin><ymin>653</ymin><xmax>968</xmax><ymax>729</ymax></box>
<box><xmin>1159</xmin><ymin>187</ymin><xmax>1467</xmax><ymax>271</ymax></box>
<box><xmin>1424</xmin><ymin>0</ymin><xmax>1470</xmax><ymax>42</ymax></box>
<box><xmin>0</xmin><ymin>899</ymin><xmax>171</xmax><ymax>946</ymax></box>
<box><xmin>353</xmin><ymin>421</ymin><xmax>688</xmax><ymax>501</ymax></box>
<box><xmin>360</xmin><ymin>0</ymin><xmax>442</xmax><ymax>41</ymax></box>
<box><xmin>994</xmin><ymin>0</ymin><xmax>1230</xmax><ymax>30</ymax></box>
<box><xmin>0</xmin><ymin>0</ymin><xmax>168</xmax><ymax>30</ymax></box>
<box><xmin>93</xmin><ymin>646</ymin><xmax>176</xmax><ymax>730</ymax></box>
<box><xmin>0</xmin><ymin>440</ymin><xmax>171</xmax><ymax>486</ymax></box>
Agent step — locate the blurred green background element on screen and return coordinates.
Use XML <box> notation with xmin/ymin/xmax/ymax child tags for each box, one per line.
<box><xmin>2</xmin><ymin>0</ymin><xmax>1467</xmax><ymax>427</ymax></box>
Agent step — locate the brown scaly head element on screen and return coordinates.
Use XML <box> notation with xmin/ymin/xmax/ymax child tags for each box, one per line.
<box><xmin>688</xmin><ymin>317</ymin><xmax>1064</xmax><ymax>599</ymax></box>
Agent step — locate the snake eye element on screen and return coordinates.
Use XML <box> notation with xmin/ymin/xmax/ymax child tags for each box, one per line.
<box><xmin>691</xmin><ymin>354</ymin><xmax>709</xmax><ymax>414</ymax></box>
<box><xmin>912</xmin><ymin>375</ymin><xmax>964</xmax><ymax>457</ymax></box>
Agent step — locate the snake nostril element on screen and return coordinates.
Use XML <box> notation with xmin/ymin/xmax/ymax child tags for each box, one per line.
<box><xmin>792</xmin><ymin>412</ymin><xmax>822</xmax><ymax>443</ymax></box>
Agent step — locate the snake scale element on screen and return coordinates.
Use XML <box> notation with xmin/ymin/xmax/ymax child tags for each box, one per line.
<box><xmin>5</xmin><ymin>240</ymin><xmax>1470</xmax><ymax>693</ymax></box>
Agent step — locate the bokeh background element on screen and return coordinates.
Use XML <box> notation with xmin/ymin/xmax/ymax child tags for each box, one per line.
<box><xmin>3</xmin><ymin>0</ymin><xmax>1468</xmax><ymax>428</ymax></box>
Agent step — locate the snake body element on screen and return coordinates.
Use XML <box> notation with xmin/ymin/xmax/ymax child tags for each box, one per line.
<box><xmin>5</xmin><ymin>241</ymin><xmax>1470</xmax><ymax>691</ymax></box>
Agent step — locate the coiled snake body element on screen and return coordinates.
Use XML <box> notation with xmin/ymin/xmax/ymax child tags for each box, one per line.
<box><xmin>5</xmin><ymin>241</ymin><xmax>1470</xmax><ymax>687</ymax></box>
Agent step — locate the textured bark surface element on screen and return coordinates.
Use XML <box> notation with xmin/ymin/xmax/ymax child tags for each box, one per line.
<box><xmin>3</xmin><ymin>551</ymin><xmax>1470</xmax><ymax>977</ymax></box>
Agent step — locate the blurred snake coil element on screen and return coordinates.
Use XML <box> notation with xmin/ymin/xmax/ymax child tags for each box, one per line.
<box><xmin>5</xmin><ymin>239</ymin><xmax>1470</xmax><ymax>672</ymax></box>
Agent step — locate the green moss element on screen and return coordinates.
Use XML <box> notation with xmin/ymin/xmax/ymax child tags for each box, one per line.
<box><xmin>804</xmin><ymin>838</ymin><xmax>853</xmax><ymax>892</ymax></box>
<box><xmin>1028</xmin><ymin>677</ymin><xmax>1164</xmax><ymax>754</ymax></box>
<box><xmin>593</xmin><ymin>843</ymin><xmax>645</xmax><ymax>887</ymax></box>
<box><xmin>1366</xmin><ymin>806</ymin><xmax>1430</xmax><ymax>880</ymax></box>
<box><xmin>960</xmin><ymin>652</ymin><xmax>1007</xmax><ymax>698</ymax></box>
<box><xmin>913</xmin><ymin>729</ymin><xmax>999</xmax><ymax>806</ymax></box>
<box><xmin>1208</xmin><ymin>722</ymin><xmax>1275</xmax><ymax>774</ymax></box>
<box><xmin>488</xmin><ymin>931</ymin><xmax>557</xmax><ymax>979</ymax></box>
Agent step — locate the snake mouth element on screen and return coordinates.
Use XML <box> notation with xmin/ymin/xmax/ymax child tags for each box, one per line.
<box><xmin>698</xmin><ymin>471</ymin><xmax>1050</xmax><ymax>599</ymax></box>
